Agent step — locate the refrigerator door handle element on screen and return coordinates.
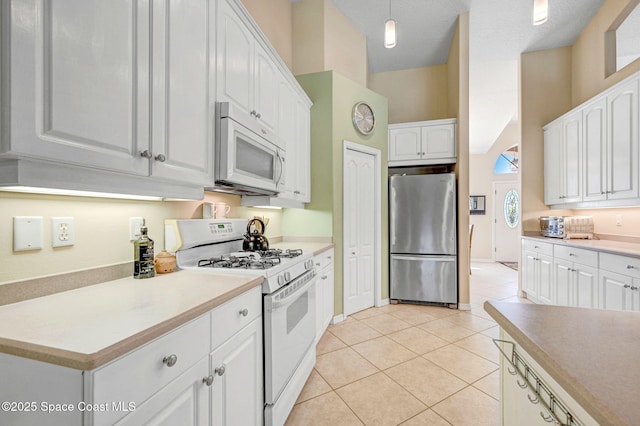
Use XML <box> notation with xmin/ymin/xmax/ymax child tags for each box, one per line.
<box><xmin>392</xmin><ymin>255</ymin><xmax>456</xmax><ymax>262</ymax></box>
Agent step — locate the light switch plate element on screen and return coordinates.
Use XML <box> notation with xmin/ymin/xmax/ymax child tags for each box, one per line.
<box><xmin>13</xmin><ymin>216</ymin><xmax>44</xmax><ymax>252</ymax></box>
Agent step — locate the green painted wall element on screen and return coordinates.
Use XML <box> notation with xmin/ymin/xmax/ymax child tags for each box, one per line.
<box><xmin>283</xmin><ymin>71</ymin><xmax>389</xmax><ymax>315</ymax></box>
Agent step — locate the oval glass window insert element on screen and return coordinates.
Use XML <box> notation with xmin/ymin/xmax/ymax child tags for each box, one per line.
<box><xmin>504</xmin><ymin>189</ymin><xmax>519</xmax><ymax>228</ymax></box>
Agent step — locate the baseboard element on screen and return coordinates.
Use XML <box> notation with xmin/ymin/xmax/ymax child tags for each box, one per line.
<box><xmin>331</xmin><ymin>314</ymin><xmax>345</xmax><ymax>324</ymax></box>
<box><xmin>376</xmin><ymin>298</ymin><xmax>389</xmax><ymax>307</ymax></box>
<box><xmin>458</xmin><ymin>303</ymin><xmax>472</xmax><ymax>311</ymax></box>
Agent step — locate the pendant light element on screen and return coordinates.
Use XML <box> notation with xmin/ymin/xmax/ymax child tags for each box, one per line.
<box><xmin>384</xmin><ymin>0</ymin><xmax>397</xmax><ymax>49</ymax></box>
<box><xmin>533</xmin><ymin>0</ymin><xmax>549</xmax><ymax>25</ymax></box>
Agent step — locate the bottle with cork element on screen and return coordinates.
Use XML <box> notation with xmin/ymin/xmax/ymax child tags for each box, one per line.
<box><xmin>134</xmin><ymin>219</ymin><xmax>155</xmax><ymax>279</ymax></box>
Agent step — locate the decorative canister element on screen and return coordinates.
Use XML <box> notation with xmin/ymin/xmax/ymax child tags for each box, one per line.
<box><xmin>154</xmin><ymin>250</ymin><xmax>177</xmax><ymax>274</ymax></box>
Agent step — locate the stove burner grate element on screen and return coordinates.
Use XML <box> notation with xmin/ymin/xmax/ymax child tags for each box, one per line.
<box><xmin>197</xmin><ymin>254</ymin><xmax>282</xmax><ymax>269</ymax></box>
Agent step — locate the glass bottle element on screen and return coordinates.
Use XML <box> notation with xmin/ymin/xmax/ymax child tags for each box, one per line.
<box><xmin>134</xmin><ymin>220</ymin><xmax>155</xmax><ymax>279</ymax></box>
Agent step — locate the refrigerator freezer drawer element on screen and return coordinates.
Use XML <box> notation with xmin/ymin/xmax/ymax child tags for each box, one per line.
<box><xmin>390</xmin><ymin>255</ymin><xmax>457</xmax><ymax>304</ymax></box>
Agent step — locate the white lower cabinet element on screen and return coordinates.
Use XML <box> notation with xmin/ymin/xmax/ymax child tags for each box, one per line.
<box><xmin>521</xmin><ymin>240</ymin><xmax>553</xmax><ymax>304</ymax></box>
<box><xmin>315</xmin><ymin>248</ymin><xmax>335</xmax><ymax>343</ymax></box>
<box><xmin>210</xmin><ymin>317</ymin><xmax>262</xmax><ymax>426</ymax></box>
<box><xmin>552</xmin><ymin>246</ymin><xmax>599</xmax><ymax>308</ymax></box>
<box><xmin>598</xmin><ymin>252</ymin><xmax>640</xmax><ymax>311</ymax></box>
<box><xmin>499</xmin><ymin>330</ymin><xmax>597</xmax><ymax>425</ymax></box>
<box><xmin>0</xmin><ymin>287</ymin><xmax>263</xmax><ymax>426</ymax></box>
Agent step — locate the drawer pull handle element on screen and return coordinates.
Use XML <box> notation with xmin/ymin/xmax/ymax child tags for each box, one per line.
<box><xmin>527</xmin><ymin>393</ymin><xmax>539</xmax><ymax>404</ymax></box>
<box><xmin>163</xmin><ymin>354</ymin><xmax>178</xmax><ymax>367</ymax></box>
<box><xmin>203</xmin><ymin>375</ymin><xmax>214</xmax><ymax>386</ymax></box>
<box><xmin>215</xmin><ymin>365</ymin><xmax>226</xmax><ymax>376</ymax></box>
<box><xmin>627</xmin><ymin>265</ymin><xmax>635</xmax><ymax>269</ymax></box>
<box><xmin>534</xmin><ymin>245</ymin><xmax>539</xmax><ymax>248</ymax></box>
<box><xmin>239</xmin><ymin>308</ymin><xmax>249</xmax><ymax>317</ymax></box>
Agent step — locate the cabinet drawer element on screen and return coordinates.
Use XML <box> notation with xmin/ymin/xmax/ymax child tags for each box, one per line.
<box><xmin>212</xmin><ymin>286</ymin><xmax>261</xmax><ymax>350</ymax></box>
<box><xmin>522</xmin><ymin>239</ymin><xmax>553</xmax><ymax>256</ymax></box>
<box><xmin>600</xmin><ymin>252</ymin><xmax>640</xmax><ymax>278</ymax></box>
<box><xmin>91</xmin><ymin>314</ymin><xmax>210</xmax><ymax>425</ymax></box>
<box><xmin>554</xmin><ymin>245</ymin><xmax>598</xmax><ymax>265</ymax></box>
<box><xmin>315</xmin><ymin>248</ymin><xmax>334</xmax><ymax>270</ymax></box>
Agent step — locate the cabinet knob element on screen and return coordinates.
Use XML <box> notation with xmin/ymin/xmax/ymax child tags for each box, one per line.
<box><xmin>327</xmin><ymin>256</ymin><xmax>332</xmax><ymax>260</ymax></box>
<box><xmin>321</xmin><ymin>275</ymin><xmax>328</xmax><ymax>280</ymax></box>
<box><xmin>624</xmin><ymin>284</ymin><xmax>631</xmax><ymax>289</ymax></box>
<box><xmin>256</xmin><ymin>112</ymin><xmax>262</xmax><ymax>119</ymax></box>
<box><xmin>163</xmin><ymin>354</ymin><xmax>178</xmax><ymax>367</ymax></box>
<box><xmin>140</xmin><ymin>150</ymin><xmax>153</xmax><ymax>159</ymax></box>
<box><xmin>627</xmin><ymin>265</ymin><xmax>635</xmax><ymax>269</ymax></box>
<box><xmin>569</xmin><ymin>253</ymin><xmax>575</xmax><ymax>257</ymax></box>
<box><xmin>202</xmin><ymin>375</ymin><xmax>214</xmax><ymax>386</ymax></box>
<box><xmin>632</xmin><ymin>286</ymin><xmax>638</xmax><ymax>291</ymax></box>
<box><xmin>421</xmin><ymin>152</ymin><xmax>426</xmax><ymax>155</ymax></box>
<box><xmin>315</xmin><ymin>262</ymin><xmax>321</xmax><ymax>266</ymax></box>
<box><xmin>214</xmin><ymin>365</ymin><xmax>226</xmax><ymax>376</ymax></box>
<box><xmin>154</xmin><ymin>154</ymin><xmax>166</xmax><ymax>162</ymax></box>
<box><xmin>294</xmin><ymin>190</ymin><xmax>300</xmax><ymax>194</ymax></box>
<box><xmin>250</xmin><ymin>110</ymin><xmax>257</xmax><ymax>117</ymax></box>
<box><xmin>239</xmin><ymin>308</ymin><xmax>249</xmax><ymax>317</ymax></box>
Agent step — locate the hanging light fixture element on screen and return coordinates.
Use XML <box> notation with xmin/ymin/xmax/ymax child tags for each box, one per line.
<box><xmin>533</xmin><ymin>0</ymin><xmax>549</xmax><ymax>25</ymax></box>
<box><xmin>384</xmin><ymin>0</ymin><xmax>397</xmax><ymax>49</ymax></box>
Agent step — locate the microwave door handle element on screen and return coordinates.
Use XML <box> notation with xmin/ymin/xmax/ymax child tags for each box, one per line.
<box><xmin>276</xmin><ymin>151</ymin><xmax>284</xmax><ymax>187</ymax></box>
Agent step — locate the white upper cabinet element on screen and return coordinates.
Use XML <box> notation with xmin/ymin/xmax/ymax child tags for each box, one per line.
<box><xmin>544</xmin><ymin>70</ymin><xmax>639</xmax><ymax>208</ymax></box>
<box><xmin>217</xmin><ymin>0</ymin><xmax>279</xmax><ymax>136</ymax></box>
<box><xmin>1</xmin><ymin>0</ymin><xmax>213</xmax><ymax>196</ymax></box>
<box><xmin>388</xmin><ymin>119</ymin><xmax>456</xmax><ymax>166</ymax></box>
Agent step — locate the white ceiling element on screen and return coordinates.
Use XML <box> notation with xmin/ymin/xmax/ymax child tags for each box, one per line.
<box><xmin>327</xmin><ymin>0</ymin><xmax>606</xmax><ymax>153</ymax></box>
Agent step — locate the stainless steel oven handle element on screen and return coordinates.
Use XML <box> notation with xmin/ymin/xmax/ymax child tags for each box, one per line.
<box><xmin>269</xmin><ymin>271</ymin><xmax>316</xmax><ymax>311</ymax></box>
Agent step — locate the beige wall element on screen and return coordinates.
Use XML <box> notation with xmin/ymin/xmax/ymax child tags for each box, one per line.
<box><xmin>572</xmin><ymin>0</ymin><xmax>640</xmax><ymax>105</ymax></box>
<box><xmin>520</xmin><ymin>47</ymin><xmax>573</xmax><ymax>233</ymax></box>
<box><xmin>240</xmin><ymin>0</ymin><xmax>293</xmax><ymax>70</ymax></box>
<box><xmin>0</xmin><ymin>192</ymin><xmax>282</xmax><ymax>284</ymax></box>
<box><xmin>368</xmin><ymin>65</ymin><xmax>449</xmax><ymax>124</ymax></box>
<box><xmin>469</xmin><ymin>121</ymin><xmax>520</xmax><ymax>260</ymax></box>
<box><xmin>292</xmin><ymin>0</ymin><xmax>367</xmax><ymax>86</ymax></box>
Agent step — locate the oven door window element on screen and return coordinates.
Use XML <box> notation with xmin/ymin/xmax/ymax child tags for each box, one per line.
<box><xmin>287</xmin><ymin>292</ymin><xmax>308</xmax><ymax>334</ymax></box>
<box><xmin>235</xmin><ymin>135</ymin><xmax>275</xmax><ymax>181</ymax></box>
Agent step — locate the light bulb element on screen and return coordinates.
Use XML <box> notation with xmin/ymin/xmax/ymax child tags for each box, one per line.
<box><xmin>384</xmin><ymin>18</ymin><xmax>396</xmax><ymax>48</ymax></box>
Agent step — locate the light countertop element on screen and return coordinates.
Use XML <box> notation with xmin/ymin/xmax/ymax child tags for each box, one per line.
<box><xmin>0</xmin><ymin>271</ymin><xmax>262</xmax><ymax>370</ymax></box>
<box><xmin>484</xmin><ymin>300</ymin><xmax>640</xmax><ymax>426</ymax></box>
<box><xmin>522</xmin><ymin>235</ymin><xmax>640</xmax><ymax>258</ymax></box>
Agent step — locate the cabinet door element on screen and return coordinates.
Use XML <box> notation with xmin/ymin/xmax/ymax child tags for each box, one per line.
<box><xmin>115</xmin><ymin>357</ymin><xmax>209</xmax><ymax>426</ymax></box>
<box><xmin>607</xmin><ymin>78</ymin><xmax>639</xmax><ymax>200</ymax></box>
<box><xmin>553</xmin><ymin>259</ymin><xmax>572</xmax><ymax>306</ymax></box>
<box><xmin>562</xmin><ymin>112</ymin><xmax>582</xmax><ymax>203</ymax></box>
<box><xmin>599</xmin><ymin>270</ymin><xmax>632</xmax><ymax>311</ymax></box>
<box><xmin>421</xmin><ymin>124</ymin><xmax>456</xmax><ymax>160</ymax></box>
<box><xmin>388</xmin><ymin>127</ymin><xmax>421</xmax><ymax>161</ymax></box>
<box><xmin>543</xmin><ymin>122</ymin><xmax>563</xmax><ymax>205</ymax></box>
<box><xmin>574</xmin><ymin>265</ymin><xmax>598</xmax><ymax>309</ymax></box>
<box><xmin>216</xmin><ymin>0</ymin><xmax>253</xmax><ymax>116</ymax></box>
<box><xmin>6</xmin><ymin>0</ymin><xmax>150</xmax><ymax>175</ymax></box>
<box><xmin>149</xmin><ymin>0</ymin><xmax>212</xmax><ymax>185</ymax></box>
<box><xmin>322</xmin><ymin>266</ymin><xmax>335</xmax><ymax>330</ymax></box>
<box><xmin>295</xmin><ymin>99</ymin><xmax>311</xmax><ymax>202</ymax></box>
<box><xmin>254</xmin><ymin>42</ymin><xmax>279</xmax><ymax>133</ymax></box>
<box><xmin>211</xmin><ymin>318</ymin><xmax>263</xmax><ymax>426</ymax></box>
<box><xmin>582</xmin><ymin>98</ymin><xmax>607</xmax><ymax>202</ymax></box>
<box><xmin>537</xmin><ymin>254</ymin><xmax>554</xmax><ymax>305</ymax></box>
<box><xmin>522</xmin><ymin>250</ymin><xmax>538</xmax><ymax>300</ymax></box>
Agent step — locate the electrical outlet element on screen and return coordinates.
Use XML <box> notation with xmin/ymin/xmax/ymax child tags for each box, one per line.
<box><xmin>130</xmin><ymin>217</ymin><xmax>145</xmax><ymax>241</ymax></box>
<box><xmin>52</xmin><ymin>217</ymin><xmax>75</xmax><ymax>247</ymax></box>
<box><xmin>13</xmin><ymin>216</ymin><xmax>44</xmax><ymax>252</ymax></box>
<box><xmin>616</xmin><ymin>215</ymin><xmax>623</xmax><ymax>227</ymax></box>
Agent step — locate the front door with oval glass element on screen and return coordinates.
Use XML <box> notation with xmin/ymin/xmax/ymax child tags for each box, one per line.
<box><xmin>494</xmin><ymin>182</ymin><xmax>520</xmax><ymax>262</ymax></box>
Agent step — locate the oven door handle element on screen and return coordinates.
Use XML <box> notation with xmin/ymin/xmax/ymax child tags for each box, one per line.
<box><xmin>268</xmin><ymin>271</ymin><xmax>316</xmax><ymax>311</ymax></box>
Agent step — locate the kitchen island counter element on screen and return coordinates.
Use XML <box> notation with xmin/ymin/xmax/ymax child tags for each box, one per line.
<box><xmin>0</xmin><ymin>271</ymin><xmax>263</xmax><ymax>370</ymax></box>
<box><xmin>484</xmin><ymin>300</ymin><xmax>640</xmax><ymax>425</ymax></box>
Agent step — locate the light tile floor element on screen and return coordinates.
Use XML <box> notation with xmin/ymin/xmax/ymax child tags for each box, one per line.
<box><xmin>286</xmin><ymin>261</ymin><xmax>529</xmax><ymax>426</ymax></box>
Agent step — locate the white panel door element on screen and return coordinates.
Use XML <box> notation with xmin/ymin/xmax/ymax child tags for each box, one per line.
<box><xmin>607</xmin><ymin>78</ymin><xmax>638</xmax><ymax>200</ymax></box>
<box><xmin>388</xmin><ymin>128</ymin><xmax>421</xmax><ymax>161</ymax></box>
<box><xmin>562</xmin><ymin>112</ymin><xmax>582</xmax><ymax>203</ymax></box>
<box><xmin>537</xmin><ymin>254</ymin><xmax>554</xmax><ymax>305</ymax></box>
<box><xmin>344</xmin><ymin>148</ymin><xmax>375</xmax><ymax>316</ymax></box>
<box><xmin>543</xmin><ymin>122</ymin><xmax>563</xmax><ymax>205</ymax></box>
<box><xmin>150</xmin><ymin>0</ymin><xmax>212</xmax><ymax>185</ymax></box>
<box><xmin>421</xmin><ymin>124</ymin><xmax>455</xmax><ymax>160</ymax></box>
<box><xmin>7</xmin><ymin>0</ymin><xmax>150</xmax><ymax>174</ymax></box>
<box><xmin>574</xmin><ymin>265</ymin><xmax>598</xmax><ymax>308</ymax></box>
<box><xmin>554</xmin><ymin>259</ymin><xmax>572</xmax><ymax>306</ymax></box>
<box><xmin>522</xmin><ymin>250</ymin><xmax>538</xmax><ymax>300</ymax></box>
<box><xmin>599</xmin><ymin>271</ymin><xmax>632</xmax><ymax>311</ymax></box>
<box><xmin>254</xmin><ymin>43</ymin><xmax>279</xmax><ymax>133</ymax></box>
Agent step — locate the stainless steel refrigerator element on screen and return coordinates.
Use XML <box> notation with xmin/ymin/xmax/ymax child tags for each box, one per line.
<box><xmin>389</xmin><ymin>172</ymin><xmax>458</xmax><ymax>305</ymax></box>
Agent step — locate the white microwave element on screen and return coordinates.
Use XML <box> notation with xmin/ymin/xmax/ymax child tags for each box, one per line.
<box><xmin>213</xmin><ymin>103</ymin><xmax>285</xmax><ymax>195</ymax></box>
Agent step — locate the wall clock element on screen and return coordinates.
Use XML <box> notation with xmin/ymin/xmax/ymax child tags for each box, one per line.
<box><xmin>352</xmin><ymin>102</ymin><xmax>375</xmax><ymax>135</ymax></box>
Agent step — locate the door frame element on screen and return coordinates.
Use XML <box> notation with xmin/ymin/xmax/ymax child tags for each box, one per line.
<box><xmin>492</xmin><ymin>180</ymin><xmax>519</xmax><ymax>262</ymax></box>
<box><xmin>342</xmin><ymin>140</ymin><xmax>382</xmax><ymax>316</ymax></box>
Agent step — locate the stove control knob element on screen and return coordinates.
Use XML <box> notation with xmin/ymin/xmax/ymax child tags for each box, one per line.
<box><xmin>285</xmin><ymin>271</ymin><xmax>291</xmax><ymax>281</ymax></box>
<box><xmin>277</xmin><ymin>275</ymin><xmax>285</xmax><ymax>286</ymax></box>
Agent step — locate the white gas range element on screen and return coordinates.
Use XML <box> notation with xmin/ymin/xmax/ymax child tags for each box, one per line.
<box><xmin>165</xmin><ymin>219</ymin><xmax>317</xmax><ymax>426</ymax></box>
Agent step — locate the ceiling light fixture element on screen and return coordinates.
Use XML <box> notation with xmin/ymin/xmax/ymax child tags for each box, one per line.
<box><xmin>533</xmin><ymin>0</ymin><xmax>549</xmax><ymax>25</ymax></box>
<box><xmin>384</xmin><ymin>0</ymin><xmax>396</xmax><ymax>49</ymax></box>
